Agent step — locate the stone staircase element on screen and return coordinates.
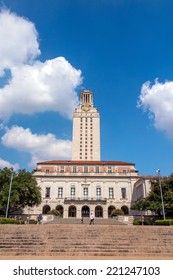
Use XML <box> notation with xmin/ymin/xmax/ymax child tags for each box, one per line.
<box><xmin>48</xmin><ymin>217</ymin><xmax>125</xmax><ymax>225</ymax></box>
<box><xmin>0</xmin><ymin>224</ymin><xmax>173</xmax><ymax>259</ymax></box>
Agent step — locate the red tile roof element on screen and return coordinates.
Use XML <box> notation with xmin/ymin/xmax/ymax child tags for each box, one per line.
<box><xmin>37</xmin><ymin>160</ymin><xmax>135</xmax><ymax>166</ymax></box>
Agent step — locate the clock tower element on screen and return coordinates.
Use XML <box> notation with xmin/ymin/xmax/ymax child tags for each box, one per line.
<box><xmin>72</xmin><ymin>90</ymin><xmax>100</xmax><ymax>161</ymax></box>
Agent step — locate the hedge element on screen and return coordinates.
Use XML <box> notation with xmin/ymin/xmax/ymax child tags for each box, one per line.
<box><xmin>0</xmin><ymin>217</ymin><xmax>25</xmax><ymax>224</ymax></box>
<box><xmin>133</xmin><ymin>221</ymin><xmax>153</xmax><ymax>225</ymax></box>
<box><xmin>155</xmin><ymin>219</ymin><xmax>173</xmax><ymax>226</ymax></box>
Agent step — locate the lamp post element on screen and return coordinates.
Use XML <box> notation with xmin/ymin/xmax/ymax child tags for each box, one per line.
<box><xmin>156</xmin><ymin>169</ymin><xmax>166</xmax><ymax>220</ymax></box>
<box><xmin>5</xmin><ymin>171</ymin><xmax>14</xmax><ymax>218</ymax></box>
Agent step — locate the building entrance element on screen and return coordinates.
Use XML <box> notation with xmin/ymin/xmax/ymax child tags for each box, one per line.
<box><xmin>95</xmin><ymin>205</ymin><xmax>103</xmax><ymax>217</ymax></box>
<box><xmin>56</xmin><ymin>205</ymin><xmax>63</xmax><ymax>217</ymax></box>
<box><xmin>82</xmin><ymin>205</ymin><xmax>90</xmax><ymax>217</ymax></box>
<box><xmin>68</xmin><ymin>206</ymin><xmax>76</xmax><ymax>217</ymax></box>
<box><xmin>42</xmin><ymin>205</ymin><xmax>50</xmax><ymax>214</ymax></box>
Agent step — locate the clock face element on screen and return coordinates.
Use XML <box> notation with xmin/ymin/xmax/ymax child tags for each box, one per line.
<box><xmin>81</xmin><ymin>104</ymin><xmax>91</xmax><ymax>112</ymax></box>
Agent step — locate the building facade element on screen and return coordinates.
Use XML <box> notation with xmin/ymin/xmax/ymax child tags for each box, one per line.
<box><xmin>32</xmin><ymin>89</ymin><xmax>151</xmax><ymax>218</ymax></box>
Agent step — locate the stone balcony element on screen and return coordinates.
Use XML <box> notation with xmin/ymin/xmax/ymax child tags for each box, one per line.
<box><xmin>64</xmin><ymin>196</ymin><xmax>107</xmax><ymax>204</ymax></box>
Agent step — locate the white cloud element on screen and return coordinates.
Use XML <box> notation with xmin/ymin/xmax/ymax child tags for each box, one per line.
<box><xmin>0</xmin><ymin>9</ymin><xmax>82</xmax><ymax>121</ymax></box>
<box><xmin>138</xmin><ymin>79</ymin><xmax>173</xmax><ymax>140</ymax></box>
<box><xmin>0</xmin><ymin>157</ymin><xmax>19</xmax><ymax>170</ymax></box>
<box><xmin>0</xmin><ymin>9</ymin><xmax>40</xmax><ymax>75</ymax></box>
<box><xmin>1</xmin><ymin>126</ymin><xmax>72</xmax><ymax>167</ymax></box>
<box><xmin>0</xmin><ymin>57</ymin><xmax>81</xmax><ymax>120</ymax></box>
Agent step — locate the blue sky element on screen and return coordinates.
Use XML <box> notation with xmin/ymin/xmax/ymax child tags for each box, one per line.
<box><xmin>0</xmin><ymin>0</ymin><xmax>173</xmax><ymax>176</ymax></box>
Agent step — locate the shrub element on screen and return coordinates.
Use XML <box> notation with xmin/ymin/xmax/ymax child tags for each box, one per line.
<box><xmin>133</xmin><ymin>221</ymin><xmax>153</xmax><ymax>225</ymax></box>
<box><xmin>0</xmin><ymin>217</ymin><xmax>25</xmax><ymax>224</ymax></box>
<box><xmin>133</xmin><ymin>221</ymin><xmax>141</xmax><ymax>225</ymax></box>
<box><xmin>28</xmin><ymin>219</ymin><xmax>37</xmax><ymax>224</ymax></box>
<box><xmin>155</xmin><ymin>219</ymin><xmax>173</xmax><ymax>226</ymax></box>
<box><xmin>111</xmin><ymin>209</ymin><xmax>124</xmax><ymax>216</ymax></box>
<box><xmin>47</xmin><ymin>209</ymin><xmax>61</xmax><ymax>216</ymax></box>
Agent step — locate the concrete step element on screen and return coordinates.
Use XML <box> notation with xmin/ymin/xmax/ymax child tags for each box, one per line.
<box><xmin>0</xmin><ymin>224</ymin><xmax>173</xmax><ymax>259</ymax></box>
<box><xmin>48</xmin><ymin>217</ymin><xmax>125</xmax><ymax>225</ymax></box>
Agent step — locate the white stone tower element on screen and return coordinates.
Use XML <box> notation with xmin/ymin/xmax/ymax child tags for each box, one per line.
<box><xmin>72</xmin><ymin>89</ymin><xmax>100</xmax><ymax>160</ymax></box>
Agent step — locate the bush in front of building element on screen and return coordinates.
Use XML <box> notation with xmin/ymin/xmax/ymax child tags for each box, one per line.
<box><xmin>111</xmin><ymin>209</ymin><xmax>124</xmax><ymax>217</ymax></box>
<box><xmin>155</xmin><ymin>219</ymin><xmax>173</xmax><ymax>226</ymax></box>
<box><xmin>0</xmin><ymin>217</ymin><xmax>25</xmax><ymax>224</ymax></box>
<box><xmin>47</xmin><ymin>209</ymin><xmax>61</xmax><ymax>216</ymax></box>
<box><xmin>133</xmin><ymin>221</ymin><xmax>153</xmax><ymax>225</ymax></box>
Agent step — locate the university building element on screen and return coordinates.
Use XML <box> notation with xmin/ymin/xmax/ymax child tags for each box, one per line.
<box><xmin>32</xmin><ymin>90</ymin><xmax>151</xmax><ymax>218</ymax></box>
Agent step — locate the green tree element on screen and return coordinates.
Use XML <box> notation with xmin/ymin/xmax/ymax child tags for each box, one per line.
<box><xmin>132</xmin><ymin>174</ymin><xmax>173</xmax><ymax>218</ymax></box>
<box><xmin>0</xmin><ymin>168</ymin><xmax>41</xmax><ymax>215</ymax></box>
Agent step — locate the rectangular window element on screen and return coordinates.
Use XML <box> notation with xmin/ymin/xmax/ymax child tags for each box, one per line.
<box><xmin>45</xmin><ymin>187</ymin><xmax>50</xmax><ymax>198</ymax></box>
<box><xmin>73</xmin><ymin>166</ymin><xmax>77</xmax><ymax>173</ymax></box>
<box><xmin>58</xmin><ymin>187</ymin><xmax>63</xmax><ymax>198</ymax></box>
<box><xmin>121</xmin><ymin>188</ymin><xmax>126</xmax><ymax>199</ymax></box>
<box><xmin>95</xmin><ymin>166</ymin><xmax>99</xmax><ymax>173</ymax></box>
<box><xmin>71</xmin><ymin>187</ymin><xmax>75</xmax><ymax>198</ymax></box>
<box><xmin>109</xmin><ymin>188</ymin><xmax>114</xmax><ymax>199</ymax></box>
<box><xmin>83</xmin><ymin>188</ymin><xmax>88</xmax><ymax>199</ymax></box>
<box><xmin>108</xmin><ymin>166</ymin><xmax>112</xmax><ymax>173</ymax></box>
<box><xmin>60</xmin><ymin>166</ymin><xmax>64</xmax><ymax>173</ymax></box>
<box><xmin>45</xmin><ymin>169</ymin><xmax>49</xmax><ymax>174</ymax></box>
<box><xmin>84</xmin><ymin>166</ymin><xmax>88</xmax><ymax>173</ymax></box>
<box><xmin>96</xmin><ymin>187</ymin><xmax>101</xmax><ymax>199</ymax></box>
